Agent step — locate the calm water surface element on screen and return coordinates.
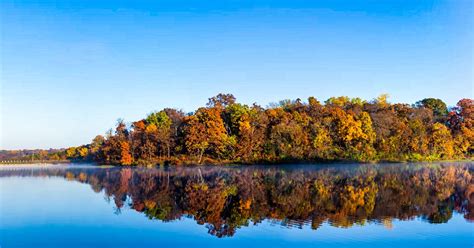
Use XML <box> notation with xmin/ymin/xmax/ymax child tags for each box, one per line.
<box><xmin>0</xmin><ymin>162</ymin><xmax>473</xmax><ymax>247</ymax></box>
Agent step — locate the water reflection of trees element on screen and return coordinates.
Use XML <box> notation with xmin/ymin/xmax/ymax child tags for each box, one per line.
<box><xmin>1</xmin><ymin>163</ymin><xmax>472</xmax><ymax>237</ymax></box>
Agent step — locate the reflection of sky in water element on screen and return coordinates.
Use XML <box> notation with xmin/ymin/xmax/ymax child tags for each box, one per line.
<box><xmin>1</xmin><ymin>168</ymin><xmax>473</xmax><ymax>248</ymax></box>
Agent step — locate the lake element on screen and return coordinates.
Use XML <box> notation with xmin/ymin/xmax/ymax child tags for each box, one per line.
<box><xmin>0</xmin><ymin>162</ymin><xmax>473</xmax><ymax>247</ymax></box>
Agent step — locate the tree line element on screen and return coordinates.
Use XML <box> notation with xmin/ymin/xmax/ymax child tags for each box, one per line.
<box><xmin>6</xmin><ymin>94</ymin><xmax>473</xmax><ymax>165</ymax></box>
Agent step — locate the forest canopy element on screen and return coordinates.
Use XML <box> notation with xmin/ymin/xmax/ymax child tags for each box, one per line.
<box><xmin>3</xmin><ymin>94</ymin><xmax>473</xmax><ymax>165</ymax></box>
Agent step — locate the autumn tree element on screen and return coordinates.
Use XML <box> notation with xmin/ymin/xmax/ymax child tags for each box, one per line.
<box><xmin>207</xmin><ymin>93</ymin><xmax>236</xmax><ymax>109</ymax></box>
<box><xmin>146</xmin><ymin>111</ymin><xmax>173</xmax><ymax>158</ymax></box>
<box><xmin>183</xmin><ymin>114</ymin><xmax>209</xmax><ymax>163</ymax></box>
<box><xmin>448</xmin><ymin>99</ymin><xmax>474</xmax><ymax>156</ymax></box>
<box><xmin>119</xmin><ymin>141</ymin><xmax>133</xmax><ymax>165</ymax></box>
<box><xmin>101</xmin><ymin>119</ymin><xmax>133</xmax><ymax>164</ymax></box>
<box><xmin>224</xmin><ymin>103</ymin><xmax>267</xmax><ymax>162</ymax></box>
<box><xmin>430</xmin><ymin>123</ymin><xmax>455</xmax><ymax>159</ymax></box>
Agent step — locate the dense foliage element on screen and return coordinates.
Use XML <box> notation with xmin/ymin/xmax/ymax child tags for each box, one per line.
<box><xmin>3</xmin><ymin>95</ymin><xmax>473</xmax><ymax>165</ymax></box>
<box><xmin>2</xmin><ymin>163</ymin><xmax>472</xmax><ymax>237</ymax></box>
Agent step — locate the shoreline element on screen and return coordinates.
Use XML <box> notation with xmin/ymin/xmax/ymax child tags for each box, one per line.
<box><xmin>1</xmin><ymin>158</ymin><xmax>472</xmax><ymax>167</ymax></box>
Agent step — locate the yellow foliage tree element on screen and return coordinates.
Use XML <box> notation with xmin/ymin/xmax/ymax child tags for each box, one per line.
<box><xmin>430</xmin><ymin>123</ymin><xmax>455</xmax><ymax>159</ymax></box>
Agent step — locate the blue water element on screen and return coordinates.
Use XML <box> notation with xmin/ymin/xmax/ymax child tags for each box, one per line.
<box><xmin>0</xmin><ymin>163</ymin><xmax>473</xmax><ymax>247</ymax></box>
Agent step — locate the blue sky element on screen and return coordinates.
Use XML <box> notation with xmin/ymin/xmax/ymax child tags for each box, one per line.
<box><xmin>1</xmin><ymin>0</ymin><xmax>473</xmax><ymax>149</ymax></box>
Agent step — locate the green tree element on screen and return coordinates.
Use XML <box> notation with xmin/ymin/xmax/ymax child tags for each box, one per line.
<box><xmin>416</xmin><ymin>98</ymin><xmax>448</xmax><ymax>121</ymax></box>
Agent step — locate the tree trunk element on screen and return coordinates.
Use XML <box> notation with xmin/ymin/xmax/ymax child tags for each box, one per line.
<box><xmin>198</xmin><ymin>149</ymin><xmax>204</xmax><ymax>164</ymax></box>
